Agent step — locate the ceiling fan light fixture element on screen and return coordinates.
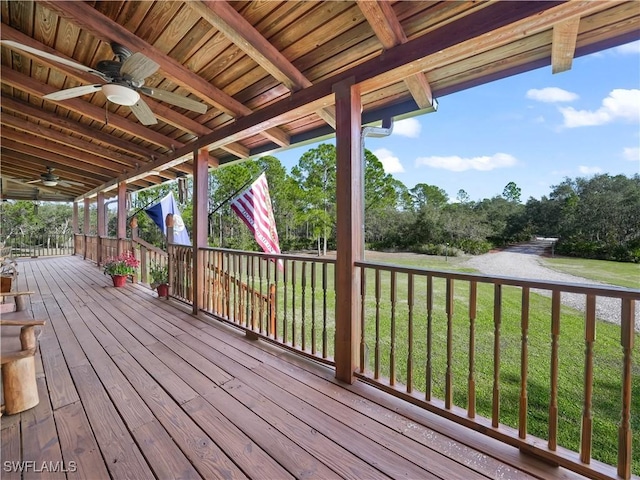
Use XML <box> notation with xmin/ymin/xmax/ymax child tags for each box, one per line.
<box><xmin>102</xmin><ymin>84</ymin><xmax>140</xmax><ymax>106</ymax></box>
<box><xmin>42</xmin><ymin>180</ymin><xmax>58</xmax><ymax>187</ymax></box>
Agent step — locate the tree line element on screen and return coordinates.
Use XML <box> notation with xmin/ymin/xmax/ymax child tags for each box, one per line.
<box><xmin>2</xmin><ymin>143</ymin><xmax>638</xmax><ymax>262</ymax></box>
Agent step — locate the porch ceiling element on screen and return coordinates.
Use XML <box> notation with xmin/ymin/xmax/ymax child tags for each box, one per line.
<box><xmin>1</xmin><ymin>1</ymin><xmax>638</xmax><ymax>202</ymax></box>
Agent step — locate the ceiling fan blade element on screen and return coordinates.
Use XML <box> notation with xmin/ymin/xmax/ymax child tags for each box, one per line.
<box><xmin>140</xmin><ymin>87</ymin><xmax>208</xmax><ymax>114</ymax></box>
<box><xmin>1</xmin><ymin>40</ymin><xmax>107</xmax><ymax>80</ymax></box>
<box><xmin>43</xmin><ymin>84</ymin><xmax>103</xmax><ymax>101</ymax></box>
<box><xmin>129</xmin><ymin>98</ymin><xmax>158</xmax><ymax>125</ymax></box>
<box><xmin>58</xmin><ymin>180</ymin><xmax>85</xmax><ymax>187</ymax></box>
<box><xmin>121</xmin><ymin>52</ymin><xmax>159</xmax><ymax>82</ymax></box>
<box><xmin>25</xmin><ymin>179</ymin><xmax>41</xmax><ymax>184</ymax></box>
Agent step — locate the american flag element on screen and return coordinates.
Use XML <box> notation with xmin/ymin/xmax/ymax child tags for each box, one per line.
<box><xmin>230</xmin><ymin>173</ymin><xmax>283</xmax><ymax>269</ymax></box>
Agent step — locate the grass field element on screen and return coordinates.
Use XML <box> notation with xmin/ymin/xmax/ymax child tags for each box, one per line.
<box><xmin>541</xmin><ymin>256</ymin><xmax>640</xmax><ymax>289</ymax></box>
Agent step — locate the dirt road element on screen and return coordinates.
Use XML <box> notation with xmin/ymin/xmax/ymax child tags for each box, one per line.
<box><xmin>463</xmin><ymin>239</ymin><xmax>639</xmax><ymax>331</ymax></box>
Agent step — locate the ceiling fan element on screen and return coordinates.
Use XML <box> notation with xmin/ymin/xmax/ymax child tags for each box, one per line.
<box><xmin>1</xmin><ymin>40</ymin><xmax>208</xmax><ymax>125</ymax></box>
<box><xmin>25</xmin><ymin>167</ymin><xmax>85</xmax><ymax>188</ymax></box>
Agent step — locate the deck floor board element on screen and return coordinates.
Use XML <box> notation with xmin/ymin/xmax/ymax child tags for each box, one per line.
<box><xmin>1</xmin><ymin>256</ymin><xmax>587</xmax><ymax>479</ymax></box>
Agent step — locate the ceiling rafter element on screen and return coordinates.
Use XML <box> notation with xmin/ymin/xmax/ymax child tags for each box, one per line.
<box><xmin>357</xmin><ymin>0</ymin><xmax>434</xmax><ymax>109</ymax></box>
<box><xmin>192</xmin><ymin>0</ymin><xmax>336</xmax><ymax>128</ymax></box>
<box><xmin>40</xmin><ymin>0</ymin><xmax>291</xmax><ymax>150</ymax></box>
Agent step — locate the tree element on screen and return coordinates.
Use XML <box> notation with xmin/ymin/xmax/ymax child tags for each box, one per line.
<box><xmin>502</xmin><ymin>181</ymin><xmax>522</xmax><ymax>203</ymax></box>
<box><xmin>410</xmin><ymin>183</ymin><xmax>449</xmax><ymax>210</ymax></box>
<box><xmin>456</xmin><ymin>189</ymin><xmax>471</xmax><ymax>204</ymax></box>
<box><xmin>291</xmin><ymin>143</ymin><xmax>337</xmax><ymax>255</ymax></box>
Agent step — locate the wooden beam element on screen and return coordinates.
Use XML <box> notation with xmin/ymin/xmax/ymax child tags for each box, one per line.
<box><xmin>333</xmin><ymin>77</ymin><xmax>362</xmax><ymax>384</ymax></box>
<box><xmin>552</xmin><ymin>17</ymin><xmax>581</xmax><ymax>74</ymax></box>
<box><xmin>0</xmin><ymin>95</ymin><xmax>156</xmax><ymax>161</ymax></box>
<box><xmin>1</xmin><ymin>114</ymin><xmax>142</xmax><ymax>169</ymax></box>
<box><xmin>192</xmin><ymin>148</ymin><xmax>209</xmax><ymax>315</ymax></box>
<box><xmin>193</xmin><ymin>0</ymin><xmax>335</xmax><ymax>129</ymax></box>
<box><xmin>357</xmin><ymin>0</ymin><xmax>434</xmax><ymax>109</ymax></box>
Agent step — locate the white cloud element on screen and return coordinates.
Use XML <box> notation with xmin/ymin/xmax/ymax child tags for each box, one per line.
<box><xmin>614</xmin><ymin>40</ymin><xmax>640</xmax><ymax>55</ymax></box>
<box><xmin>526</xmin><ymin>87</ymin><xmax>578</xmax><ymax>103</ymax></box>
<box><xmin>578</xmin><ymin>166</ymin><xmax>603</xmax><ymax>175</ymax></box>
<box><xmin>559</xmin><ymin>89</ymin><xmax>640</xmax><ymax>127</ymax></box>
<box><xmin>373</xmin><ymin>148</ymin><xmax>405</xmax><ymax>173</ymax></box>
<box><xmin>623</xmin><ymin>146</ymin><xmax>640</xmax><ymax>162</ymax></box>
<box><xmin>393</xmin><ymin>118</ymin><xmax>421</xmax><ymax>138</ymax></box>
<box><xmin>415</xmin><ymin>153</ymin><xmax>517</xmax><ymax>172</ymax></box>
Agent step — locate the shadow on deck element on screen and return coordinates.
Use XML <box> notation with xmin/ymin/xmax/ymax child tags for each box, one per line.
<box><xmin>1</xmin><ymin>256</ymin><xmax>585</xmax><ymax>479</ymax></box>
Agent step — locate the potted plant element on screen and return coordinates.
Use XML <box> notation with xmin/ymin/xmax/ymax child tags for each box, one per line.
<box><xmin>103</xmin><ymin>252</ymin><xmax>140</xmax><ymax>287</ymax></box>
<box><xmin>149</xmin><ymin>260</ymin><xmax>169</xmax><ymax>298</ymax></box>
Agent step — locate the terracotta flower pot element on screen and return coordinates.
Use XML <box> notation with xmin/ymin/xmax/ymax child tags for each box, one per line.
<box><xmin>156</xmin><ymin>283</ymin><xmax>169</xmax><ymax>297</ymax></box>
<box><xmin>111</xmin><ymin>275</ymin><xmax>127</xmax><ymax>287</ymax></box>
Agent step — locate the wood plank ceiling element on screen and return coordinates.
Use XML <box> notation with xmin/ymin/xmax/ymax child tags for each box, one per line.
<box><xmin>1</xmin><ymin>1</ymin><xmax>638</xmax><ymax>202</ymax></box>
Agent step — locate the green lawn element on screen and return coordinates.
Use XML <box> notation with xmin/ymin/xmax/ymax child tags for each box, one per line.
<box><xmin>541</xmin><ymin>256</ymin><xmax>640</xmax><ymax>289</ymax></box>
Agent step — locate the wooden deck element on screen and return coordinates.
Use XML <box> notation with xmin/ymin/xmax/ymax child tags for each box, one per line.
<box><xmin>1</xmin><ymin>256</ymin><xmax>587</xmax><ymax>480</ymax></box>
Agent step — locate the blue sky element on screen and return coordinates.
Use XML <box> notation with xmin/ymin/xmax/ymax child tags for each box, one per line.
<box><xmin>271</xmin><ymin>40</ymin><xmax>640</xmax><ymax>202</ymax></box>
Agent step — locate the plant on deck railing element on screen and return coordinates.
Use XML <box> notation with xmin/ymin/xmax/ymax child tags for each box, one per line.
<box><xmin>103</xmin><ymin>252</ymin><xmax>140</xmax><ymax>277</ymax></box>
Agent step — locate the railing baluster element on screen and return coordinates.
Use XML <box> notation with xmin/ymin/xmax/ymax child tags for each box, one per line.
<box><xmin>519</xmin><ymin>287</ymin><xmax>530</xmax><ymax>438</ymax></box>
<box><xmin>581</xmin><ymin>294</ymin><xmax>596</xmax><ymax>463</ymax></box>
<box><xmin>492</xmin><ymin>283</ymin><xmax>502</xmax><ymax>427</ymax></box>
<box><xmin>618</xmin><ymin>298</ymin><xmax>634</xmax><ymax>480</ymax></box>
<box><xmin>258</xmin><ymin>257</ymin><xmax>264</xmax><ymax>333</ymax></box>
<box><xmin>266</xmin><ymin>257</ymin><xmax>272</xmax><ymax>336</ymax></box>
<box><xmin>445</xmin><ymin>278</ymin><xmax>454</xmax><ymax>409</ymax></box>
<box><xmin>468</xmin><ymin>281</ymin><xmax>477</xmax><ymax>418</ymax></box>
<box><xmin>312</xmin><ymin>262</ymin><xmax>317</xmax><ymax>356</ymax></box>
<box><xmin>390</xmin><ymin>270</ymin><xmax>397</xmax><ymax>386</ymax></box>
<box><xmin>322</xmin><ymin>262</ymin><xmax>327</xmax><ymax>358</ymax></box>
<box><xmin>549</xmin><ymin>289</ymin><xmax>561</xmax><ymax>450</ymax></box>
<box><xmin>291</xmin><ymin>260</ymin><xmax>297</xmax><ymax>347</ymax></box>
<box><xmin>359</xmin><ymin>265</ymin><xmax>366</xmax><ymax>372</ymax></box>
<box><xmin>283</xmin><ymin>258</ymin><xmax>288</xmax><ymax>344</ymax></box>
<box><xmin>374</xmin><ymin>268</ymin><xmax>381</xmax><ymax>379</ymax></box>
<box><xmin>301</xmin><ymin>261</ymin><xmax>307</xmax><ymax>351</ymax></box>
<box><xmin>426</xmin><ymin>275</ymin><xmax>433</xmax><ymax>401</ymax></box>
<box><xmin>407</xmin><ymin>273</ymin><xmax>414</xmax><ymax>393</ymax></box>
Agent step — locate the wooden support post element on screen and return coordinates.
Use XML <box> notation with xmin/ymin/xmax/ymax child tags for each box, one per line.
<box><xmin>130</xmin><ymin>217</ymin><xmax>139</xmax><ymax>284</ymax></box>
<box><xmin>72</xmin><ymin>201</ymin><xmax>79</xmax><ymax>255</ymax></box>
<box><xmin>96</xmin><ymin>192</ymin><xmax>105</xmax><ymax>265</ymax></box>
<box><xmin>83</xmin><ymin>197</ymin><xmax>91</xmax><ymax>260</ymax></box>
<box><xmin>333</xmin><ymin>77</ymin><xmax>363</xmax><ymax>384</ymax></box>
<box><xmin>192</xmin><ymin>148</ymin><xmax>209</xmax><ymax>315</ymax></box>
<box><xmin>166</xmin><ymin>214</ymin><xmax>174</xmax><ymax>298</ymax></box>
<box><xmin>117</xmin><ymin>182</ymin><xmax>127</xmax><ymax>255</ymax></box>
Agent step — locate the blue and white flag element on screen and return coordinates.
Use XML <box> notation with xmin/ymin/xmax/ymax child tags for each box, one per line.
<box><xmin>145</xmin><ymin>191</ymin><xmax>191</xmax><ymax>245</ymax></box>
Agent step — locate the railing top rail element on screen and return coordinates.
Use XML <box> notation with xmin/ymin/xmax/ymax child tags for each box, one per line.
<box><xmin>133</xmin><ymin>238</ymin><xmax>167</xmax><ymax>256</ymax></box>
<box><xmin>200</xmin><ymin>246</ymin><xmax>336</xmax><ymax>265</ymax></box>
<box><xmin>356</xmin><ymin>260</ymin><xmax>640</xmax><ymax>300</ymax></box>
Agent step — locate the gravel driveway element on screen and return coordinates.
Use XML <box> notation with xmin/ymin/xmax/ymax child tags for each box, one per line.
<box><xmin>463</xmin><ymin>239</ymin><xmax>640</xmax><ymax>332</ymax></box>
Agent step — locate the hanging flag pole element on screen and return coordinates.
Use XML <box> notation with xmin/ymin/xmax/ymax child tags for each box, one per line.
<box><xmin>207</xmin><ymin>169</ymin><xmax>266</xmax><ymax>220</ymax></box>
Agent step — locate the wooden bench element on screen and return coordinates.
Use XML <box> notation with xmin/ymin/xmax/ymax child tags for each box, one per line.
<box><xmin>1</xmin><ymin>291</ymin><xmax>46</xmax><ymax>415</ymax></box>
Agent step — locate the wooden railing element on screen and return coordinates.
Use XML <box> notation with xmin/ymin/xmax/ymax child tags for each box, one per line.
<box><xmin>4</xmin><ymin>233</ymin><xmax>74</xmax><ymax>257</ymax></box>
<box><xmin>355</xmin><ymin>261</ymin><xmax>638</xmax><ymax>480</ymax></box>
<box><xmin>132</xmin><ymin>237</ymin><xmax>168</xmax><ymax>286</ymax></box>
<box><xmin>170</xmin><ymin>245</ymin><xmax>193</xmax><ymax>303</ymax></box>
<box><xmin>200</xmin><ymin>248</ymin><xmax>336</xmax><ymax>364</ymax></box>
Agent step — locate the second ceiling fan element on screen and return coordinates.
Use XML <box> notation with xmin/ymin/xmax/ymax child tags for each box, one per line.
<box><xmin>2</xmin><ymin>40</ymin><xmax>208</xmax><ymax>125</ymax></box>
